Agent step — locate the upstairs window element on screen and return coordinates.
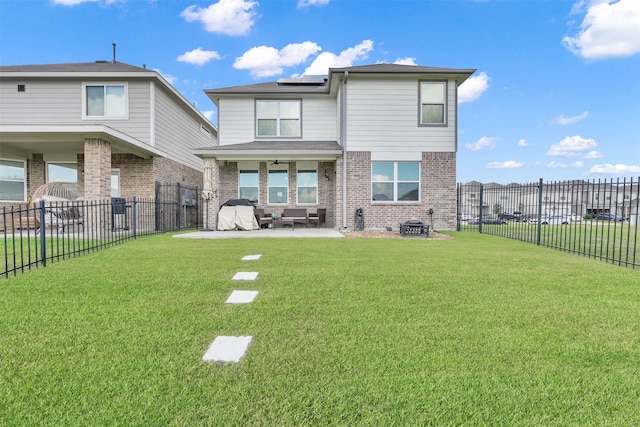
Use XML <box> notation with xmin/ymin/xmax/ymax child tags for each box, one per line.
<box><xmin>419</xmin><ymin>81</ymin><xmax>446</xmax><ymax>125</ymax></box>
<box><xmin>256</xmin><ymin>100</ymin><xmax>301</xmax><ymax>137</ymax></box>
<box><xmin>239</xmin><ymin>170</ymin><xmax>259</xmax><ymax>204</ymax></box>
<box><xmin>372</xmin><ymin>162</ymin><xmax>420</xmax><ymax>202</ymax></box>
<box><xmin>84</xmin><ymin>83</ymin><xmax>127</xmax><ymax>119</ymax></box>
<box><xmin>0</xmin><ymin>159</ymin><xmax>26</xmax><ymax>202</ymax></box>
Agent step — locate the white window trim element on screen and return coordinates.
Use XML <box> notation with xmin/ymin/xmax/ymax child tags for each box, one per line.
<box><xmin>0</xmin><ymin>158</ymin><xmax>27</xmax><ymax>202</ymax></box>
<box><xmin>255</xmin><ymin>99</ymin><xmax>302</xmax><ymax>138</ymax></box>
<box><xmin>371</xmin><ymin>161</ymin><xmax>421</xmax><ymax>203</ymax></box>
<box><xmin>418</xmin><ymin>80</ymin><xmax>447</xmax><ymax>127</ymax></box>
<box><xmin>82</xmin><ymin>82</ymin><xmax>129</xmax><ymax>120</ymax></box>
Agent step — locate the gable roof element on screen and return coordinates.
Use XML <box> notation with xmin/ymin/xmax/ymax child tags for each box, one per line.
<box><xmin>0</xmin><ymin>61</ymin><xmax>216</xmax><ymax>132</ymax></box>
<box><xmin>204</xmin><ymin>63</ymin><xmax>476</xmax><ymax>99</ymax></box>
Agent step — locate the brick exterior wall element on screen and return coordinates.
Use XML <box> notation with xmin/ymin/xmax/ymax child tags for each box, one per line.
<box><xmin>83</xmin><ymin>138</ymin><xmax>112</xmax><ymax>200</ymax></box>
<box><xmin>336</xmin><ymin>151</ymin><xmax>456</xmax><ymax>231</ymax></box>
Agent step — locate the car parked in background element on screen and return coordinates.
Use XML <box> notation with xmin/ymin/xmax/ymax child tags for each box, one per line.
<box><xmin>593</xmin><ymin>213</ymin><xmax>625</xmax><ymax>221</ymax></box>
<box><xmin>498</xmin><ymin>211</ymin><xmax>528</xmax><ymax>222</ymax></box>
<box><xmin>569</xmin><ymin>213</ymin><xmax>582</xmax><ymax>222</ymax></box>
<box><xmin>541</xmin><ymin>215</ymin><xmax>571</xmax><ymax>225</ymax></box>
<box><xmin>458</xmin><ymin>212</ymin><xmax>473</xmax><ymax>221</ymax></box>
<box><xmin>469</xmin><ymin>216</ymin><xmax>507</xmax><ymax>225</ymax></box>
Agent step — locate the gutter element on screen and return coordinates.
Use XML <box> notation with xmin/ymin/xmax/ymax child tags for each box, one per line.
<box><xmin>341</xmin><ymin>71</ymin><xmax>348</xmax><ymax>229</ymax></box>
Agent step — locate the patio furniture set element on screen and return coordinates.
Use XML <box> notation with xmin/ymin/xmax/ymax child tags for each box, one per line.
<box><xmin>254</xmin><ymin>208</ymin><xmax>326</xmax><ymax>230</ymax></box>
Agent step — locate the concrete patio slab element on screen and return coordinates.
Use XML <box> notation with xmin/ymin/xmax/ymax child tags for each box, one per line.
<box><xmin>203</xmin><ymin>336</ymin><xmax>253</xmax><ymax>363</ymax></box>
<box><xmin>174</xmin><ymin>228</ymin><xmax>344</xmax><ymax>239</ymax></box>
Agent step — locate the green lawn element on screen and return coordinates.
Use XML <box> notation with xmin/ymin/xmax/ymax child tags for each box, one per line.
<box><xmin>1</xmin><ymin>233</ymin><xmax>639</xmax><ymax>425</ymax></box>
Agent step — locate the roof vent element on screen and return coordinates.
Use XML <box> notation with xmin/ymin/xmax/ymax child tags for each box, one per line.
<box><xmin>95</xmin><ymin>60</ymin><xmax>108</xmax><ymax>63</ymax></box>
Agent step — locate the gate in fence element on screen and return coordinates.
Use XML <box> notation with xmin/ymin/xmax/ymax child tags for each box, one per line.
<box><xmin>154</xmin><ymin>182</ymin><xmax>201</xmax><ymax>231</ymax></box>
<box><xmin>457</xmin><ymin>177</ymin><xmax>639</xmax><ymax>269</ymax></box>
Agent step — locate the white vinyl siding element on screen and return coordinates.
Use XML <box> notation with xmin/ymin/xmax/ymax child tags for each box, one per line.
<box><xmin>345</xmin><ymin>77</ymin><xmax>458</xmax><ymax>155</ymax></box>
<box><xmin>154</xmin><ymin>86</ymin><xmax>210</xmax><ymax>170</ymax></box>
<box><xmin>217</xmin><ymin>97</ymin><xmax>337</xmax><ymax>145</ymax></box>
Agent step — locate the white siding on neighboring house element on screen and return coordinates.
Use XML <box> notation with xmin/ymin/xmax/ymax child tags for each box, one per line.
<box><xmin>0</xmin><ymin>78</ymin><xmax>153</xmax><ymax>144</ymax></box>
<box><xmin>154</xmin><ymin>85</ymin><xmax>211</xmax><ymax>170</ymax></box>
<box><xmin>0</xmin><ymin>79</ymin><xmax>81</xmax><ymax>124</ymax></box>
<box><xmin>345</xmin><ymin>77</ymin><xmax>458</xmax><ymax>157</ymax></box>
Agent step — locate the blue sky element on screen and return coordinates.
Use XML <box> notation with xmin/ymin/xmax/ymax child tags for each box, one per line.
<box><xmin>1</xmin><ymin>0</ymin><xmax>639</xmax><ymax>184</ymax></box>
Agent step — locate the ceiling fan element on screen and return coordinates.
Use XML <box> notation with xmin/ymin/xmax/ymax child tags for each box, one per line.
<box><xmin>270</xmin><ymin>160</ymin><xmax>290</xmax><ymax>165</ymax></box>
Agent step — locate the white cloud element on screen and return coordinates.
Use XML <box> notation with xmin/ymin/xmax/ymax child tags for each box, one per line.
<box><xmin>234</xmin><ymin>41</ymin><xmax>322</xmax><ymax>78</ymax></box>
<box><xmin>297</xmin><ymin>0</ymin><xmax>329</xmax><ymax>8</ymax></box>
<box><xmin>547</xmin><ymin>161</ymin><xmax>585</xmax><ymax>169</ymax></box>
<box><xmin>181</xmin><ymin>0</ymin><xmax>258</xmax><ymax>36</ymax></box>
<box><xmin>458</xmin><ymin>71</ymin><xmax>489</xmax><ymax>104</ymax></box>
<box><xmin>177</xmin><ymin>48</ymin><xmax>222</xmax><ymax>66</ymax></box>
<box><xmin>517</xmin><ymin>139</ymin><xmax>529</xmax><ymax>147</ymax></box>
<box><xmin>487</xmin><ymin>161</ymin><xmax>525</xmax><ymax>169</ymax></box>
<box><xmin>563</xmin><ymin>0</ymin><xmax>640</xmax><ymax>59</ymax></box>
<box><xmin>201</xmin><ymin>110</ymin><xmax>216</xmax><ymax>121</ymax></box>
<box><xmin>393</xmin><ymin>57</ymin><xmax>417</xmax><ymax>65</ymax></box>
<box><xmin>154</xmin><ymin>69</ymin><xmax>177</xmax><ymax>85</ymax></box>
<box><xmin>584</xmin><ymin>150</ymin><xmax>604</xmax><ymax>159</ymax></box>
<box><xmin>550</xmin><ymin>110</ymin><xmax>589</xmax><ymax>125</ymax></box>
<box><xmin>465</xmin><ymin>136</ymin><xmax>497</xmax><ymax>151</ymax></box>
<box><xmin>546</xmin><ymin>135</ymin><xmax>597</xmax><ymax>157</ymax></box>
<box><xmin>589</xmin><ymin>163</ymin><xmax>640</xmax><ymax>174</ymax></box>
<box><xmin>302</xmin><ymin>40</ymin><xmax>374</xmax><ymax>75</ymax></box>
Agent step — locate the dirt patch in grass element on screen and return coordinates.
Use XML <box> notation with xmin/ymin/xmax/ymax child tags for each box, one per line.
<box><xmin>340</xmin><ymin>230</ymin><xmax>454</xmax><ymax>240</ymax></box>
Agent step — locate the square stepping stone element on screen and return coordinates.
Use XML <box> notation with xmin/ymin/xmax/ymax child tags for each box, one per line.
<box><xmin>203</xmin><ymin>336</ymin><xmax>253</xmax><ymax>363</ymax></box>
<box><xmin>226</xmin><ymin>290</ymin><xmax>259</xmax><ymax>304</ymax></box>
<box><xmin>242</xmin><ymin>254</ymin><xmax>262</xmax><ymax>261</ymax></box>
<box><xmin>232</xmin><ymin>272</ymin><xmax>258</xmax><ymax>281</ymax></box>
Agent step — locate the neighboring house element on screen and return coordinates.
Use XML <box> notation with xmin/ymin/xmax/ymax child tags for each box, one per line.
<box><xmin>0</xmin><ymin>61</ymin><xmax>217</xmax><ymax>207</ymax></box>
<box><xmin>195</xmin><ymin>64</ymin><xmax>476</xmax><ymax>230</ymax></box>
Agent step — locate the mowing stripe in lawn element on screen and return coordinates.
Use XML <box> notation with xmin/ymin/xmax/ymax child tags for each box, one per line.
<box><xmin>232</xmin><ymin>271</ymin><xmax>258</xmax><ymax>280</ymax></box>
<box><xmin>202</xmin><ymin>336</ymin><xmax>253</xmax><ymax>363</ymax></box>
<box><xmin>226</xmin><ymin>290</ymin><xmax>259</xmax><ymax>304</ymax></box>
<box><xmin>241</xmin><ymin>254</ymin><xmax>262</xmax><ymax>260</ymax></box>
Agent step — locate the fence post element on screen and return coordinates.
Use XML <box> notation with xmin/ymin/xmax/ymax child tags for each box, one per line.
<box><xmin>39</xmin><ymin>199</ymin><xmax>47</xmax><ymax>267</ymax></box>
<box><xmin>132</xmin><ymin>196</ymin><xmax>137</xmax><ymax>239</ymax></box>
<box><xmin>536</xmin><ymin>178</ymin><xmax>543</xmax><ymax>246</ymax></box>
<box><xmin>176</xmin><ymin>183</ymin><xmax>182</xmax><ymax>230</ymax></box>
<box><xmin>478</xmin><ymin>183</ymin><xmax>484</xmax><ymax>234</ymax></box>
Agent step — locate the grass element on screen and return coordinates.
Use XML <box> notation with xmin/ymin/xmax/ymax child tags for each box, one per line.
<box><xmin>1</xmin><ymin>233</ymin><xmax>639</xmax><ymax>425</ymax></box>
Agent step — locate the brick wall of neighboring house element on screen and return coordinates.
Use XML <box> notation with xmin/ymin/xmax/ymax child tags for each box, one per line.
<box><xmin>340</xmin><ymin>151</ymin><xmax>456</xmax><ymax>231</ymax></box>
<box><xmin>152</xmin><ymin>157</ymin><xmax>203</xmax><ymax>195</ymax></box>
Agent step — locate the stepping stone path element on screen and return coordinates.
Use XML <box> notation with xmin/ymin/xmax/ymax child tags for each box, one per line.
<box><xmin>203</xmin><ymin>254</ymin><xmax>262</xmax><ymax>364</ymax></box>
<box><xmin>226</xmin><ymin>290</ymin><xmax>259</xmax><ymax>304</ymax></box>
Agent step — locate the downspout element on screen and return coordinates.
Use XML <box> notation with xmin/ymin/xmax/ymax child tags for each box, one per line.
<box><xmin>341</xmin><ymin>71</ymin><xmax>349</xmax><ymax>229</ymax></box>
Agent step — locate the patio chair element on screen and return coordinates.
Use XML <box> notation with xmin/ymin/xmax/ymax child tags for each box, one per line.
<box><xmin>308</xmin><ymin>208</ymin><xmax>326</xmax><ymax>227</ymax></box>
<box><xmin>254</xmin><ymin>208</ymin><xmax>273</xmax><ymax>228</ymax></box>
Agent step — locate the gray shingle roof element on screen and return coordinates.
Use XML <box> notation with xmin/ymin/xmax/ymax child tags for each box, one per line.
<box><xmin>0</xmin><ymin>61</ymin><xmax>150</xmax><ymax>73</ymax></box>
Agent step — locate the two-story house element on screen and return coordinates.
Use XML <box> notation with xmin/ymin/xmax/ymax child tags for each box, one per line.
<box><xmin>195</xmin><ymin>63</ymin><xmax>475</xmax><ymax>231</ymax></box>
<box><xmin>0</xmin><ymin>61</ymin><xmax>217</xmax><ymax>206</ymax></box>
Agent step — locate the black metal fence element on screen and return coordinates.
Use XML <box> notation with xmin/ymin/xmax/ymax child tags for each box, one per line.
<box><xmin>457</xmin><ymin>177</ymin><xmax>640</xmax><ymax>269</ymax></box>
<box><xmin>1</xmin><ymin>190</ymin><xmax>201</xmax><ymax>279</ymax></box>
<box><xmin>155</xmin><ymin>182</ymin><xmax>200</xmax><ymax>231</ymax></box>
